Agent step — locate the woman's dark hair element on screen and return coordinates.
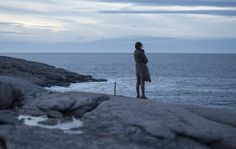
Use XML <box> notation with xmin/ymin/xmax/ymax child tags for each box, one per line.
<box><xmin>135</xmin><ymin>42</ymin><xmax>143</xmax><ymax>50</ymax></box>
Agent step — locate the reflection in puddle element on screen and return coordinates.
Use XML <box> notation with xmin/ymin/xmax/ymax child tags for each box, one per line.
<box><xmin>18</xmin><ymin>115</ymin><xmax>83</xmax><ymax>134</ymax></box>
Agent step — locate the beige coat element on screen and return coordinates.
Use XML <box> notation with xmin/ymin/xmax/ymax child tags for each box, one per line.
<box><xmin>134</xmin><ymin>49</ymin><xmax>151</xmax><ymax>82</ymax></box>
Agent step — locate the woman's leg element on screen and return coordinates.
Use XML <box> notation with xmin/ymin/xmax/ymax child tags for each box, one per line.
<box><xmin>136</xmin><ymin>82</ymin><xmax>140</xmax><ymax>98</ymax></box>
<box><xmin>141</xmin><ymin>78</ymin><xmax>147</xmax><ymax>99</ymax></box>
<box><xmin>136</xmin><ymin>75</ymin><xmax>141</xmax><ymax>98</ymax></box>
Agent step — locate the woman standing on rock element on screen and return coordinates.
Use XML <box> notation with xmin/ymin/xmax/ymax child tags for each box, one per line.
<box><xmin>134</xmin><ymin>42</ymin><xmax>151</xmax><ymax>99</ymax></box>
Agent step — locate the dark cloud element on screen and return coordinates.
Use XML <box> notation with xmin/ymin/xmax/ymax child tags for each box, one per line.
<box><xmin>0</xmin><ymin>31</ymin><xmax>32</xmax><ymax>35</ymax></box>
<box><xmin>96</xmin><ymin>0</ymin><xmax>236</xmax><ymax>16</ymax></box>
<box><xmin>99</xmin><ymin>10</ymin><xmax>236</xmax><ymax>16</ymax></box>
<box><xmin>0</xmin><ymin>22</ymin><xmax>22</xmax><ymax>26</ymax></box>
<box><xmin>1</xmin><ymin>37</ymin><xmax>236</xmax><ymax>53</ymax></box>
<box><xmin>0</xmin><ymin>4</ymin><xmax>94</xmax><ymax>17</ymax></box>
<box><xmin>94</xmin><ymin>0</ymin><xmax>236</xmax><ymax>7</ymax></box>
<box><xmin>0</xmin><ymin>5</ymin><xmax>46</xmax><ymax>15</ymax></box>
<box><xmin>0</xmin><ymin>22</ymin><xmax>53</xmax><ymax>33</ymax></box>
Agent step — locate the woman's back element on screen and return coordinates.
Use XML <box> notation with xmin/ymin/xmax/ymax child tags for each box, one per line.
<box><xmin>134</xmin><ymin>49</ymin><xmax>148</xmax><ymax>64</ymax></box>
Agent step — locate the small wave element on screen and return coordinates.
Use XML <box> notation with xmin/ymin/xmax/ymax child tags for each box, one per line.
<box><xmin>45</xmin><ymin>79</ymin><xmax>137</xmax><ymax>97</ymax></box>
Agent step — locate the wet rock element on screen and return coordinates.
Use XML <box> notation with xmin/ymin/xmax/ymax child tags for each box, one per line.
<box><xmin>0</xmin><ymin>56</ymin><xmax>106</xmax><ymax>87</ymax></box>
<box><xmin>37</xmin><ymin>119</ymin><xmax>59</xmax><ymax>126</ymax></box>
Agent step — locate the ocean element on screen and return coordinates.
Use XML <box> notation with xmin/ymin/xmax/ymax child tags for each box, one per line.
<box><xmin>2</xmin><ymin>53</ymin><xmax>236</xmax><ymax>111</ymax></box>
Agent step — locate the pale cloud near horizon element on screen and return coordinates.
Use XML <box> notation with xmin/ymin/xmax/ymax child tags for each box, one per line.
<box><xmin>0</xmin><ymin>0</ymin><xmax>236</xmax><ymax>43</ymax></box>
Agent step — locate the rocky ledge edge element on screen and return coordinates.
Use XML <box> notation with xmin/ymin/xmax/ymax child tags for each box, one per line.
<box><xmin>0</xmin><ymin>56</ymin><xmax>106</xmax><ymax>87</ymax></box>
<box><xmin>0</xmin><ymin>56</ymin><xmax>236</xmax><ymax>149</ymax></box>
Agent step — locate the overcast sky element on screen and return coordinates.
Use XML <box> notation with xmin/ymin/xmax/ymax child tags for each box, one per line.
<box><xmin>0</xmin><ymin>0</ymin><xmax>236</xmax><ymax>53</ymax></box>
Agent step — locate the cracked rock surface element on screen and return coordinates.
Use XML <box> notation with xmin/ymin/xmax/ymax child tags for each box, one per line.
<box><xmin>82</xmin><ymin>96</ymin><xmax>236</xmax><ymax>149</ymax></box>
<box><xmin>26</xmin><ymin>92</ymin><xmax>110</xmax><ymax>118</ymax></box>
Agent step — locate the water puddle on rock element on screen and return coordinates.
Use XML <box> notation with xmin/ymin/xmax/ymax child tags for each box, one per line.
<box><xmin>18</xmin><ymin>115</ymin><xmax>83</xmax><ymax>134</ymax></box>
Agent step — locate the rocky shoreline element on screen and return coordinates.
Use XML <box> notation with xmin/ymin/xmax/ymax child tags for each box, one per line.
<box><xmin>0</xmin><ymin>56</ymin><xmax>106</xmax><ymax>87</ymax></box>
<box><xmin>0</xmin><ymin>56</ymin><xmax>236</xmax><ymax>149</ymax></box>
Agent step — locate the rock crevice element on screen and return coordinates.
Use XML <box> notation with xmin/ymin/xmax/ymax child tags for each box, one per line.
<box><xmin>35</xmin><ymin>92</ymin><xmax>110</xmax><ymax>118</ymax></box>
<box><xmin>0</xmin><ymin>137</ymin><xmax>6</xmax><ymax>149</ymax></box>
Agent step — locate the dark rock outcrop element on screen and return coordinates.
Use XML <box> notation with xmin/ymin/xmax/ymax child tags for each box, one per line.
<box><xmin>0</xmin><ymin>111</ymin><xmax>21</xmax><ymax>125</ymax></box>
<box><xmin>0</xmin><ymin>80</ymin><xmax>23</xmax><ymax>110</ymax></box>
<box><xmin>34</xmin><ymin>92</ymin><xmax>109</xmax><ymax>118</ymax></box>
<box><xmin>0</xmin><ymin>136</ymin><xmax>6</xmax><ymax>149</ymax></box>
<box><xmin>0</xmin><ymin>76</ymin><xmax>46</xmax><ymax>112</ymax></box>
<box><xmin>0</xmin><ymin>76</ymin><xmax>46</xmax><ymax>97</ymax></box>
<box><xmin>0</xmin><ymin>56</ymin><xmax>106</xmax><ymax>87</ymax></box>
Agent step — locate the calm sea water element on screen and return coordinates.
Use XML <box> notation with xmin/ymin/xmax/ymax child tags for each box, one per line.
<box><xmin>2</xmin><ymin>53</ymin><xmax>236</xmax><ymax>111</ymax></box>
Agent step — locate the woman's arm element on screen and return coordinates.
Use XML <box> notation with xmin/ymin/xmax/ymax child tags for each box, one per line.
<box><xmin>142</xmin><ymin>53</ymin><xmax>148</xmax><ymax>64</ymax></box>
